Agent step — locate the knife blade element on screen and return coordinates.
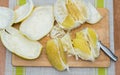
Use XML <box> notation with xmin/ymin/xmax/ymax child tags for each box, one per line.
<box><xmin>98</xmin><ymin>41</ymin><xmax>118</xmax><ymax>62</ymax></box>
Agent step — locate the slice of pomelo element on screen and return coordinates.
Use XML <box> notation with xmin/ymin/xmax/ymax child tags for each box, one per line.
<box><xmin>46</xmin><ymin>39</ymin><xmax>68</xmax><ymax>71</ymax></box>
<box><xmin>20</xmin><ymin>6</ymin><xmax>54</xmax><ymax>40</ymax></box>
<box><xmin>0</xmin><ymin>7</ymin><xmax>15</xmax><ymax>29</ymax></box>
<box><xmin>0</xmin><ymin>27</ymin><xmax>42</xmax><ymax>59</ymax></box>
<box><xmin>14</xmin><ymin>0</ymin><xmax>34</xmax><ymax>23</ymax></box>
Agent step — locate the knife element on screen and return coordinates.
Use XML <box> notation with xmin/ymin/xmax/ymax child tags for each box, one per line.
<box><xmin>98</xmin><ymin>41</ymin><xmax>118</xmax><ymax>62</ymax></box>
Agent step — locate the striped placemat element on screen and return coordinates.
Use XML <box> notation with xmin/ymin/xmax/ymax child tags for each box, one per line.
<box><xmin>5</xmin><ymin>0</ymin><xmax>115</xmax><ymax>75</ymax></box>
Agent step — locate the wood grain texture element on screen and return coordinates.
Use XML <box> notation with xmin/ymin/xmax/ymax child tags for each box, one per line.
<box><xmin>0</xmin><ymin>0</ymin><xmax>8</xmax><ymax>7</ymax></box>
<box><xmin>114</xmin><ymin>0</ymin><xmax>120</xmax><ymax>75</ymax></box>
<box><xmin>0</xmin><ymin>1</ymin><xmax>8</xmax><ymax>75</ymax></box>
<box><xmin>12</xmin><ymin>8</ymin><xmax>110</xmax><ymax>67</ymax></box>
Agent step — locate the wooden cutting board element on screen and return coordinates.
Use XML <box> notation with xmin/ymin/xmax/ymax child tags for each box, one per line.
<box><xmin>12</xmin><ymin>8</ymin><xmax>110</xmax><ymax>67</ymax></box>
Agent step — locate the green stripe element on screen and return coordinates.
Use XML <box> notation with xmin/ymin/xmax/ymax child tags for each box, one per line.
<box><xmin>96</xmin><ymin>0</ymin><xmax>104</xmax><ymax>8</ymax></box>
<box><xmin>96</xmin><ymin>0</ymin><xmax>107</xmax><ymax>75</ymax></box>
<box><xmin>98</xmin><ymin>68</ymin><xmax>106</xmax><ymax>75</ymax></box>
<box><xmin>15</xmin><ymin>0</ymin><xmax>26</xmax><ymax>75</ymax></box>
<box><xmin>16</xmin><ymin>67</ymin><xmax>25</xmax><ymax>75</ymax></box>
<box><xmin>19</xmin><ymin>0</ymin><xmax>26</xmax><ymax>6</ymax></box>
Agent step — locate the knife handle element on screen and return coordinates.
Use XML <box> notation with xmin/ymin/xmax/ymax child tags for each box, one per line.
<box><xmin>99</xmin><ymin>41</ymin><xmax>118</xmax><ymax>62</ymax></box>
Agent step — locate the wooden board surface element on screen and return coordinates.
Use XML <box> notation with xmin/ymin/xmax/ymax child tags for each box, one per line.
<box><xmin>114</xmin><ymin>0</ymin><xmax>120</xmax><ymax>75</ymax></box>
<box><xmin>12</xmin><ymin>8</ymin><xmax>110</xmax><ymax>67</ymax></box>
<box><xmin>0</xmin><ymin>0</ymin><xmax>8</xmax><ymax>75</ymax></box>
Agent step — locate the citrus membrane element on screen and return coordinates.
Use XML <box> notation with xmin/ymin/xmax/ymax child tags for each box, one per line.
<box><xmin>54</xmin><ymin>0</ymin><xmax>81</xmax><ymax>30</ymax></box>
<box><xmin>66</xmin><ymin>0</ymin><xmax>87</xmax><ymax>23</ymax></box>
<box><xmin>61</xmin><ymin>33</ymin><xmax>75</xmax><ymax>53</ymax></box>
<box><xmin>50</xmin><ymin>25</ymin><xmax>66</xmax><ymax>38</ymax></box>
<box><xmin>72</xmin><ymin>28</ymin><xmax>100</xmax><ymax>61</ymax></box>
<box><xmin>86</xmin><ymin>28</ymin><xmax>100</xmax><ymax>58</ymax></box>
<box><xmin>46</xmin><ymin>39</ymin><xmax>68</xmax><ymax>71</ymax></box>
<box><xmin>54</xmin><ymin>0</ymin><xmax>102</xmax><ymax>30</ymax></box>
<box><xmin>85</xmin><ymin>2</ymin><xmax>102</xmax><ymax>24</ymax></box>
<box><xmin>73</xmin><ymin>31</ymin><xmax>94</xmax><ymax>61</ymax></box>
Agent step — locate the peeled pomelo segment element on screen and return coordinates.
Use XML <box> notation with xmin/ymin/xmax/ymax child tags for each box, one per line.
<box><xmin>73</xmin><ymin>38</ymin><xmax>91</xmax><ymax>55</ymax></box>
<box><xmin>86</xmin><ymin>2</ymin><xmax>102</xmax><ymax>24</ymax></box>
<box><xmin>61</xmin><ymin>33</ymin><xmax>75</xmax><ymax>54</ymax></box>
<box><xmin>20</xmin><ymin>6</ymin><xmax>54</xmax><ymax>40</ymax></box>
<box><xmin>46</xmin><ymin>39</ymin><xmax>68</xmax><ymax>71</ymax></box>
<box><xmin>76</xmin><ymin>31</ymin><xmax>85</xmax><ymax>39</ymax></box>
<box><xmin>14</xmin><ymin>0</ymin><xmax>34</xmax><ymax>23</ymax></box>
<box><xmin>66</xmin><ymin>0</ymin><xmax>87</xmax><ymax>23</ymax></box>
<box><xmin>54</xmin><ymin>0</ymin><xmax>102</xmax><ymax>30</ymax></box>
<box><xmin>62</xmin><ymin>15</ymin><xmax>75</xmax><ymax>29</ymax></box>
<box><xmin>0</xmin><ymin>7</ymin><xmax>15</xmax><ymax>29</ymax></box>
<box><xmin>58</xmin><ymin>39</ymin><xmax>68</xmax><ymax>69</ymax></box>
<box><xmin>73</xmin><ymin>38</ymin><xmax>94</xmax><ymax>61</ymax></box>
<box><xmin>87</xmin><ymin>28</ymin><xmax>98</xmax><ymax>48</ymax></box>
<box><xmin>86</xmin><ymin>28</ymin><xmax>100</xmax><ymax>58</ymax></box>
<box><xmin>75</xmin><ymin>28</ymin><xmax>100</xmax><ymax>60</ymax></box>
<box><xmin>0</xmin><ymin>27</ymin><xmax>42</xmax><ymax>59</ymax></box>
<box><xmin>74</xmin><ymin>0</ymin><xmax>88</xmax><ymax>19</ymax></box>
<box><xmin>54</xmin><ymin>0</ymin><xmax>81</xmax><ymax>30</ymax></box>
<box><xmin>72</xmin><ymin>28</ymin><xmax>100</xmax><ymax>61</ymax></box>
<box><xmin>54</xmin><ymin>0</ymin><xmax>72</xmax><ymax>29</ymax></box>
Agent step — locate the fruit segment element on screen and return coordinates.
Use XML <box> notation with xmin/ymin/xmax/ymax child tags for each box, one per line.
<box><xmin>86</xmin><ymin>28</ymin><xmax>100</xmax><ymax>58</ymax></box>
<box><xmin>72</xmin><ymin>28</ymin><xmax>100</xmax><ymax>61</ymax></box>
<box><xmin>46</xmin><ymin>39</ymin><xmax>68</xmax><ymax>71</ymax></box>
<box><xmin>73</xmin><ymin>32</ymin><xmax>94</xmax><ymax>61</ymax></box>
<box><xmin>61</xmin><ymin>33</ymin><xmax>76</xmax><ymax>55</ymax></box>
<box><xmin>87</xmin><ymin>28</ymin><xmax>98</xmax><ymax>49</ymax></box>
<box><xmin>50</xmin><ymin>25</ymin><xmax>66</xmax><ymax>38</ymax></box>
<box><xmin>54</xmin><ymin>0</ymin><xmax>102</xmax><ymax>30</ymax></box>
<box><xmin>66</xmin><ymin>0</ymin><xmax>86</xmax><ymax>23</ymax></box>
<box><xmin>62</xmin><ymin>15</ymin><xmax>75</xmax><ymax>29</ymax></box>
<box><xmin>54</xmin><ymin>0</ymin><xmax>81</xmax><ymax>30</ymax></box>
<box><xmin>73</xmin><ymin>38</ymin><xmax>91</xmax><ymax>55</ymax></box>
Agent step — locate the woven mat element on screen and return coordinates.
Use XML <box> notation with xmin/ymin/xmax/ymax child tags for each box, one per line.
<box><xmin>5</xmin><ymin>0</ymin><xmax>115</xmax><ymax>75</ymax></box>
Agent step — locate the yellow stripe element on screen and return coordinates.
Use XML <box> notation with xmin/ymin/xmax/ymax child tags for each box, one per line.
<box><xmin>96</xmin><ymin>0</ymin><xmax>104</xmax><ymax>8</ymax></box>
<box><xmin>98</xmin><ymin>68</ymin><xmax>107</xmax><ymax>75</ymax></box>
<box><xmin>16</xmin><ymin>67</ymin><xmax>25</xmax><ymax>75</ymax></box>
<box><xmin>19</xmin><ymin>0</ymin><xmax>26</xmax><ymax>6</ymax></box>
